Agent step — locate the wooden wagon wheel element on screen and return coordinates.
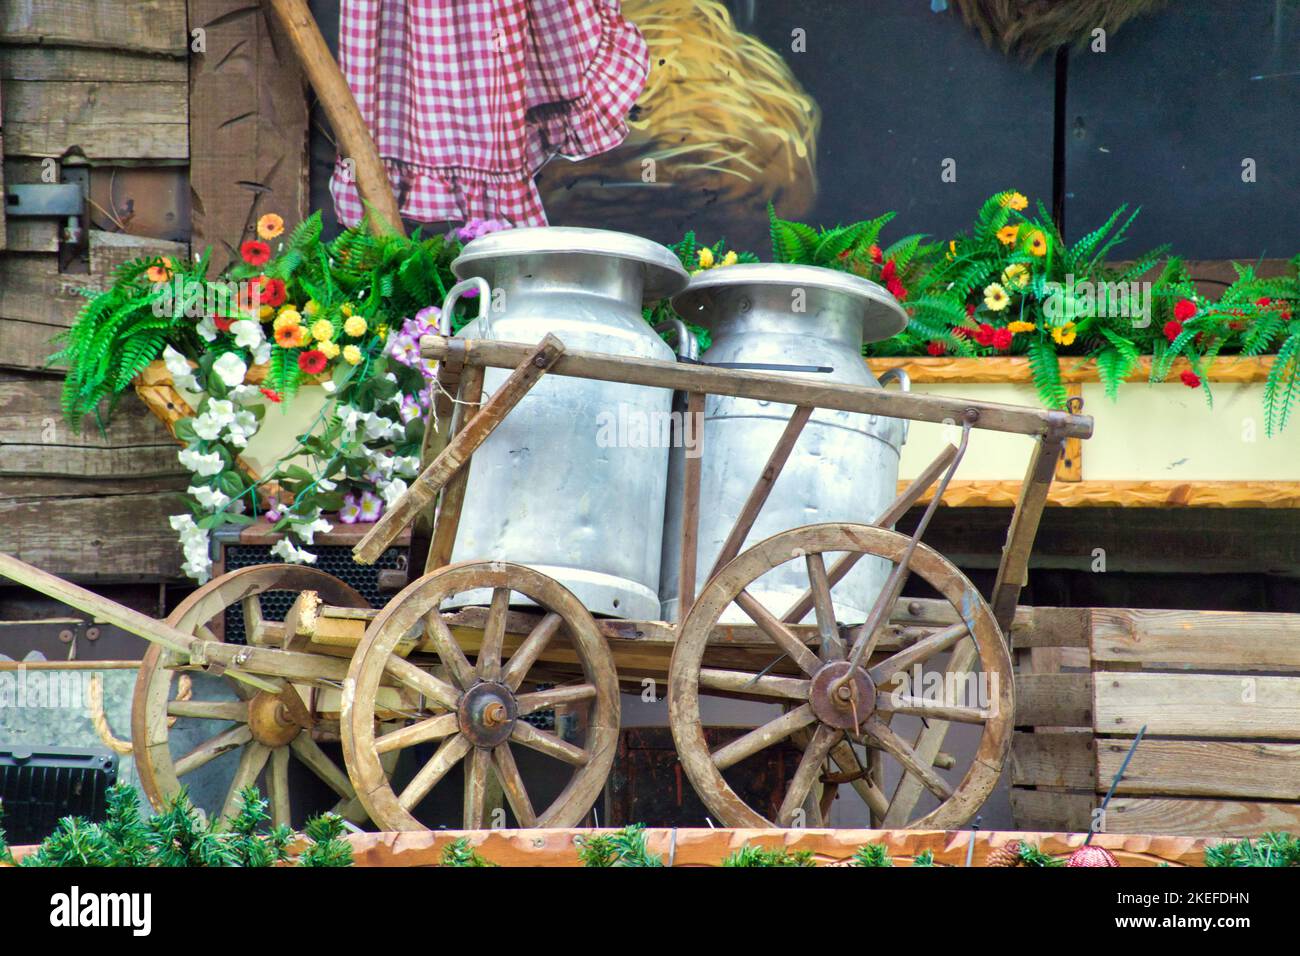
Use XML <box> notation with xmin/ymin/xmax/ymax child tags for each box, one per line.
<box><xmin>668</xmin><ymin>523</ymin><xmax>1013</xmax><ymax>829</ymax></box>
<box><xmin>132</xmin><ymin>564</ymin><xmax>371</xmax><ymax>828</ymax></box>
<box><xmin>342</xmin><ymin>561</ymin><xmax>620</xmax><ymax>831</ymax></box>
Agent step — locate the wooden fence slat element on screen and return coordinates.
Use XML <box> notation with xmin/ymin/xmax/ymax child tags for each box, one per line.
<box><xmin>1015</xmin><ymin>673</ymin><xmax>1093</xmax><ymax>727</ymax></box>
<box><xmin>1010</xmin><ymin>731</ymin><xmax>1095</xmax><ymax>789</ymax></box>
<box><xmin>1008</xmin><ymin>789</ymin><xmax>1096</xmax><ymax>832</ymax></box>
<box><xmin>1008</xmin><ymin>606</ymin><xmax>1091</xmax><ymax>648</ymax></box>
<box><xmin>0</xmin><ymin>1</ymin><xmax>188</xmax><ymax>54</ymax></box>
<box><xmin>2</xmin><ymin>79</ymin><xmax>188</xmax><ymax>159</ymax></box>
<box><xmin>1105</xmin><ymin>798</ymin><xmax>1300</xmax><ymax>838</ymax></box>
<box><xmin>1092</xmin><ymin>607</ymin><xmax>1300</xmax><ymax>672</ymax></box>
<box><xmin>1095</xmin><ymin>672</ymin><xmax>1300</xmax><ymax>739</ymax></box>
<box><xmin>1098</xmin><ymin>739</ymin><xmax>1300</xmax><ymax>800</ymax></box>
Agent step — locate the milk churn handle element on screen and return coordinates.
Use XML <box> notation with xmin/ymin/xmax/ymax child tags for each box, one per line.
<box><xmin>440</xmin><ymin>277</ymin><xmax>493</xmax><ymax>338</ymax></box>
<box><xmin>877</xmin><ymin>367</ymin><xmax>912</xmax><ymax>444</ymax></box>
<box><xmin>653</xmin><ymin>318</ymin><xmax>699</xmax><ymax>361</ymax></box>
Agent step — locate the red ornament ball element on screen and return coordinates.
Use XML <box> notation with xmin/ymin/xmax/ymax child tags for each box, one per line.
<box><xmin>1067</xmin><ymin>845</ymin><xmax>1120</xmax><ymax>867</ymax></box>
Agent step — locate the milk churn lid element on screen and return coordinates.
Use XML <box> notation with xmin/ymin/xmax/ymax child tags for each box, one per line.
<box><xmin>671</xmin><ymin>263</ymin><xmax>909</xmax><ymax>343</ymax></box>
<box><xmin>452</xmin><ymin>227</ymin><xmax>690</xmax><ymax>303</ymax></box>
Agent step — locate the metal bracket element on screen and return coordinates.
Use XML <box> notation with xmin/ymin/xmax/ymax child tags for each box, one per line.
<box><xmin>4</xmin><ymin>166</ymin><xmax>90</xmax><ymax>272</ymax></box>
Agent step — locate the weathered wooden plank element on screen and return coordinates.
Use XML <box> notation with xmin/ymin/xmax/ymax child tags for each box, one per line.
<box><xmin>1105</xmin><ymin>798</ymin><xmax>1300</xmax><ymax>838</ymax></box>
<box><xmin>1095</xmin><ymin>672</ymin><xmax>1300</xmax><ymax>739</ymax></box>
<box><xmin>1098</xmin><ymin>738</ymin><xmax>1300</xmax><ymax>800</ymax></box>
<box><xmin>0</xmin><ymin>317</ymin><xmax>65</xmax><ymax>372</ymax></box>
<box><xmin>0</xmin><ymin>474</ymin><xmax>188</xmax><ymax>500</ymax></box>
<box><xmin>1092</xmin><ymin>607</ymin><xmax>1300</xmax><ymax>672</ymax></box>
<box><xmin>1009</xmin><ymin>788</ymin><xmax>1096</xmax><ymax>832</ymax></box>
<box><xmin>4</xmin><ymin>219</ymin><xmax>59</xmax><ymax>253</ymax></box>
<box><xmin>0</xmin><ymin>253</ymin><xmax>105</xmax><ymax>327</ymax></box>
<box><xmin>1015</xmin><ymin>673</ymin><xmax>1092</xmax><ymax>727</ymax></box>
<box><xmin>2</xmin><ymin>79</ymin><xmax>188</xmax><ymax>159</ymax></box>
<box><xmin>0</xmin><ymin>491</ymin><xmax>182</xmax><ymax>580</ymax></box>
<box><xmin>1011</xmin><ymin>731</ymin><xmax>1096</xmax><ymax>789</ymax></box>
<box><xmin>915</xmin><ymin>479</ymin><xmax>1300</xmax><ymax>509</ymax></box>
<box><xmin>1008</xmin><ymin>606</ymin><xmax>1091</xmax><ymax>648</ymax></box>
<box><xmin>0</xmin><ymin>1</ymin><xmax>188</xmax><ymax>54</ymax></box>
<box><xmin>0</xmin><ymin>47</ymin><xmax>188</xmax><ymax>83</ymax></box>
<box><xmin>189</xmin><ymin>0</ymin><xmax>309</xmax><ymax>272</ymax></box>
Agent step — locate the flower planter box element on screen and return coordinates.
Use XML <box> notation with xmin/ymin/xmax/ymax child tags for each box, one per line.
<box><xmin>869</xmin><ymin>354</ymin><xmax>1300</xmax><ymax>508</ymax></box>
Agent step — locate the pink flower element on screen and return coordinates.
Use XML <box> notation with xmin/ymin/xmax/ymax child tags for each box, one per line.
<box><xmin>338</xmin><ymin>494</ymin><xmax>361</xmax><ymax>525</ymax></box>
<box><xmin>358</xmin><ymin>491</ymin><xmax>384</xmax><ymax>522</ymax></box>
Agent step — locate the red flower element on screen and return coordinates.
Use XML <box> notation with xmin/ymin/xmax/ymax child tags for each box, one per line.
<box><xmin>213</xmin><ymin>315</ymin><xmax>234</xmax><ymax>333</ymax></box>
<box><xmin>241</xmin><ymin>240</ymin><xmax>272</xmax><ymax>266</ymax></box>
<box><xmin>297</xmin><ymin>349</ymin><xmax>328</xmax><ymax>375</ymax></box>
<box><xmin>965</xmin><ymin>303</ymin><xmax>978</xmax><ymax>318</ymax></box>
<box><xmin>926</xmin><ymin>340</ymin><xmax>946</xmax><ymax>356</ymax></box>
<box><xmin>974</xmin><ymin>323</ymin><xmax>996</xmax><ymax>347</ymax></box>
<box><xmin>1163</xmin><ymin>320</ymin><xmax>1184</xmax><ymax>342</ymax></box>
<box><xmin>258</xmin><ymin>276</ymin><xmax>287</xmax><ymax>308</ymax></box>
<box><xmin>1180</xmin><ymin>369</ymin><xmax>1201</xmax><ymax>388</ymax></box>
<box><xmin>869</xmin><ymin>244</ymin><xmax>883</xmax><ymax>264</ymax></box>
<box><xmin>259</xmin><ymin>387</ymin><xmax>282</xmax><ymax>403</ymax></box>
<box><xmin>1173</xmin><ymin>299</ymin><xmax>1197</xmax><ymax>322</ymax></box>
<box><xmin>886</xmin><ymin>276</ymin><xmax>908</xmax><ymax>301</ymax></box>
<box><xmin>992</xmin><ymin>327</ymin><xmax>1014</xmax><ymax>351</ymax></box>
<box><xmin>1255</xmin><ymin>297</ymin><xmax>1272</xmax><ymax>308</ymax></box>
<box><xmin>881</xmin><ymin>259</ymin><xmax>897</xmax><ymax>282</ymax></box>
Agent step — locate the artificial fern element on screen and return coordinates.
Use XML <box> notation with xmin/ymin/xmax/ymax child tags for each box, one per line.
<box><xmin>722</xmin><ymin>843</ymin><xmax>816</xmax><ymax>867</ymax></box>
<box><xmin>850</xmin><ymin>842</ymin><xmax>894</xmax><ymax>867</ymax></box>
<box><xmin>575</xmin><ymin>825</ymin><xmax>664</xmax><ymax>867</ymax></box>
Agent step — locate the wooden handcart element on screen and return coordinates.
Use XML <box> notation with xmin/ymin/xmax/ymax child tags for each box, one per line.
<box><xmin>0</xmin><ymin>332</ymin><xmax>1092</xmax><ymax>832</ymax></box>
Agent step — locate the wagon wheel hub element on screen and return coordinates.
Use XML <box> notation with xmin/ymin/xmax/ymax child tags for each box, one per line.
<box><xmin>808</xmin><ymin>661</ymin><xmax>877</xmax><ymax>731</ymax></box>
<box><xmin>247</xmin><ymin>691</ymin><xmax>306</xmax><ymax>747</ymax></box>
<box><xmin>458</xmin><ymin>681</ymin><xmax>518</xmax><ymax>748</ymax></box>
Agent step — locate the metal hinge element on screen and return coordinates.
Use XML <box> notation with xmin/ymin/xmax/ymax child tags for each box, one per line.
<box><xmin>4</xmin><ymin>166</ymin><xmax>90</xmax><ymax>271</ymax></box>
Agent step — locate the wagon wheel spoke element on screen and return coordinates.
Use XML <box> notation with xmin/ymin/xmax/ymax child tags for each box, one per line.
<box><xmin>777</xmin><ymin>723</ymin><xmax>840</xmax><ymax>826</ymax></box>
<box><xmin>242</xmin><ymin>594</ymin><xmax>269</xmax><ymax>645</ymax></box>
<box><xmin>463</xmin><ymin>746</ymin><xmax>492</xmax><ymax>829</ymax></box>
<box><xmin>868</xmin><ymin>620</ymin><xmax>971</xmax><ymax>686</ymax></box>
<box><xmin>401</xmin><ymin>734</ymin><xmax>472</xmax><ymax>811</ymax></box>
<box><xmin>804</xmin><ymin>553</ymin><xmax>846</xmax><ymax>660</ymax></box>
<box><xmin>877</xmin><ymin>695</ymin><xmax>991</xmax><ymax>724</ymax></box>
<box><xmin>289</xmin><ymin>734</ymin><xmax>355</xmax><ymax>799</ymax></box>
<box><xmin>424</xmin><ymin>611</ymin><xmax>475</xmax><ymax>689</ymax></box>
<box><xmin>374</xmin><ymin>711</ymin><xmax>459</xmax><ymax>754</ymax></box>
<box><xmin>516</xmin><ymin>683</ymin><xmax>596</xmax><ymax>716</ymax></box>
<box><xmin>698</xmin><ymin>669</ymin><xmax>810</xmax><ymax>702</ymax></box>
<box><xmin>712</xmin><ymin>703</ymin><xmax>816</xmax><ymax>771</ymax></box>
<box><xmin>734</xmin><ymin>590</ymin><xmax>822</xmax><ymax>676</ymax></box>
<box><xmin>217</xmin><ymin>741</ymin><xmax>272</xmax><ymax>824</ymax></box>
<box><xmin>385</xmin><ymin>652</ymin><xmax>461</xmax><ymax>710</ymax></box>
<box><xmin>862</xmin><ymin>716</ymin><xmax>954</xmax><ymax>801</ymax></box>
<box><xmin>510</xmin><ymin>720</ymin><xmax>589</xmax><ymax>766</ymax></box>
<box><xmin>492</xmin><ymin>743</ymin><xmax>536</xmax><ymax>827</ymax></box>
<box><xmin>501</xmin><ymin>612</ymin><xmax>563</xmax><ymax>691</ymax></box>
<box><xmin>476</xmin><ymin>587</ymin><xmax>511</xmax><ymax>681</ymax></box>
<box><xmin>268</xmin><ymin>746</ymin><xmax>292</xmax><ymax>828</ymax></box>
<box><xmin>166</xmin><ymin>699</ymin><xmax>249</xmax><ymax>722</ymax></box>
<box><xmin>829</xmin><ymin>739</ymin><xmax>890</xmax><ymax>819</ymax></box>
<box><xmin>174</xmin><ymin>724</ymin><xmax>253</xmax><ymax>777</ymax></box>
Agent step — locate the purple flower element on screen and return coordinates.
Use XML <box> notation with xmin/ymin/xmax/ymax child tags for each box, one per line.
<box><xmin>399</xmin><ymin>393</ymin><xmax>421</xmax><ymax>424</ymax></box>
<box><xmin>414</xmin><ymin>306</ymin><xmax>441</xmax><ymax>334</ymax></box>
<box><xmin>387</xmin><ymin>331</ymin><xmax>420</xmax><ymax>368</ymax></box>
<box><xmin>358</xmin><ymin>491</ymin><xmax>384</xmax><ymax>522</ymax></box>
<box><xmin>449</xmin><ymin>217</ymin><xmax>510</xmax><ymax>244</ymax></box>
<box><xmin>338</xmin><ymin>493</ymin><xmax>361</xmax><ymax>525</ymax></box>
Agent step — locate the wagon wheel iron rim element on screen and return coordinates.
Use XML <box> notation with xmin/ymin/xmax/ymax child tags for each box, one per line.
<box><xmin>667</xmin><ymin>523</ymin><xmax>1013</xmax><ymax>830</ymax></box>
<box><xmin>341</xmin><ymin>561</ymin><xmax>620</xmax><ymax>831</ymax></box>
<box><xmin>130</xmin><ymin>564</ymin><xmax>371</xmax><ymax>829</ymax></box>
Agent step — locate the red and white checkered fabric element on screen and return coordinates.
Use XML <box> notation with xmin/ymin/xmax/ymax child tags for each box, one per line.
<box><xmin>330</xmin><ymin>0</ymin><xmax>648</xmax><ymax>228</ymax></box>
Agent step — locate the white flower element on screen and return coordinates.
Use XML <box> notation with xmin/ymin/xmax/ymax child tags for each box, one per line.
<box><xmin>196</xmin><ymin>315</ymin><xmax>218</xmax><ymax>342</ymax></box>
<box><xmin>364</xmin><ymin>450</ymin><xmax>395</xmax><ymax>479</ymax></box>
<box><xmin>188</xmin><ymin>484</ymin><xmax>230</xmax><ymax>511</ymax></box>
<box><xmin>253</xmin><ymin>340</ymin><xmax>271</xmax><ymax>365</ymax></box>
<box><xmin>230</xmin><ymin>319</ymin><xmax>264</xmax><ymax>351</ymax></box>
<box><xmin>226</xmin><ymin>409</ymin><xmax>259</xmax><ymax>448</ymax></box>
<box><xmin>181</xmin><ymin>555</ymin><xmax>213</xmax><ymax>583</ymax></box>
<box><xmin>212</xmin><ymin>351</ymin><xmax>248</xmax><ymax>389</ymax></box>
<box><xmin>228</xmin><ymin>384</ymin><xmax>260</xmax><ymax>405</ymax></box>
<box><xmin>321</xmin><ymin>381</ymin><xmax>336</xmax><ymax>394</ymax></box>
<box><xmin>170</xmin><ymin>514</ymin><xmax>213</xmax><ymax>582</ymax></box>
<box><xmin>379</xmin><ymin>478</ymin><xmax>408</xmax><ymax>507</ymax></box>
<box><xmin>393</xmin><ymin>455</ymin><xmax>421</xmax><ymax>478</ymax></box>
<box><xmin>291</xmin><ymin>514</ymin><xmax>333</xmax><ymax>545</ymax></box>
<box><xmin>338</xmin><ymin>406</ymin><xmax>365</xmax><ymax>442</ymax></box>
<box><xmin>163</xmin><ymin>345</ymin><xmax>199</xmax><ymax>391</ymax></box>
<box><xmin>317</xmin><ymin>478</ymin><xmax>337</xmax><ymax>491</ymax></box>
<box><xmin>192</xmin><ymin>413</ymin><xmax>223</xmax><ymax>441</ymax></box>
<box><xmin>270</xmin><ymin>538</ymin><xmax>317</xmax><ymax>565</ymax></box>
<box><xmin>178</xmin><ymin>447</ymin><xmax>224</xmax><ymax>477</ymax></box>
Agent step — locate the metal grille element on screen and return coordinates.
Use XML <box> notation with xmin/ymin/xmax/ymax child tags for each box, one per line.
<box><xmin>0</xmin><ymin>747</ymin><xmax>118</xmax><ymax>845</ymax></box>
<box><xmin>219</xmin><ymin>544</ymin><xmax>406</xmax><ymax>644</ymax></box>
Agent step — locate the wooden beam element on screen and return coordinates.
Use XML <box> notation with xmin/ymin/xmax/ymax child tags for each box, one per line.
<box><xmin>677</xmin><ymin>391</ymin><xmax>705</xmax><ymax>613</ymax></box>
<box><xmin>422</xmin><ymin>335</ymin><xmax>1094</xmax><ymax>440</ymax></box>
<box><xmin>1098</xmin><ymin>739</ymin><xmax>1300</xmax><ymax>800</ymax></box>
<box><xmin>1091</xmin><ymin>607</ymin><xmax>1300</xmax><ymax>672</ymax></box>
<box><xmin>867</xmin><ymin>351</ymin><xmax>1288</xmax><ymax>385</ymax></box>
<box><xmin>989</xmin><ymin>434</ymin><xmax>1064</xmax><ymax>632</ymax></box>
<box><xmin>1095</xmin><ymin>673</ymin><xmax>1300</xmax><ymax>739</ymax></box>
<box><xmin>425</xmin><ymin>365</ymin><xmax>485</xmax><ymax>574</ymax></box>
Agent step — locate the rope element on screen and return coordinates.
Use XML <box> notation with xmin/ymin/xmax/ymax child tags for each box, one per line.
<box><xmin>86</xmin><ymin>673</ymin><xmax>192</xmax><ymax>757</ymax></box>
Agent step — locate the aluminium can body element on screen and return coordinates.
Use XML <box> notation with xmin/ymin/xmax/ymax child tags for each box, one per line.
<box><xmin>660</xmin><ymin>264</ymin><xmax>909</xmax><ymax>623</ymax></box>
<box><xmin>445</xmin><ymin>227</ymin><xmax>689</xmax><ymax>620</ymax></box>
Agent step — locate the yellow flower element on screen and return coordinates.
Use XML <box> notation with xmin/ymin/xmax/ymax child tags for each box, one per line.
<box><xmin>1051</xmin><ymin>322</ymin><xmax>1077</xmax><ymax>346</ymax></box>
<box><xmin>341</xmin><ymin>303</ymin><xmax>354</xmax><ymax>317</ymax></box>
<box><xmin>1000</xmin><ymin>191</ymin><xmax>1028</xmax><ymax>211</ymax></box>
<box><xmin>344</xmin><ymin>315</ymin><xmax>367</xmax><ymax>337</ymax></box>
<box><xmin>273</xmin><ymin>309</ymin><xmax>302</xmax><ymax>331</ymax></box>
<box><xmin>996</xmin><ymin>225</ymin><xmax>1020</xmax><ymax>246</ymax></box>
<box><xmin>257</xmin><ymin>213</ymin><xmax>285</xmax><ymax>240</ymax></box>
<box><xmin>310</xmin><ymin>318</ymin><xmax>335</xmax><ymax>343</ymax></box>
<box><xmin>697</xmin><ymin>247</ymin><xmax>715</xmax><ymax>269</ymax></box>
<box><xmin>946</xmin><ymin>239</ymin><xmax>957</xmax><ymax>261</ymax></box>
<box><xmin>1002</xmin><ymin>263</ymin><xmax>1030</xmax><ymax>288</ymax></box>
<box><xmin>317</xmin><ymin>339</ymin><xmax>340</xmax><ymax>360</ymax></box>
<box><xmin>720</xmin><ymin>250</ymin><xmax>738</xmax><ymax>267</ymax></box>
<box><xmin>983</xmin><ymin>283</ymin><xmax>1010</xmax><ymax>312</ymax></box>
<box><xmin>259</xmin><ymin>305</ymin><xmax>275</xmax><ymax>321</ymax></box>
<box><xmin>303</xmin><ymin>299</ymin><xmax>320</xmax><ymax>316</ymax></box>
<box><xmin>1007</xmin><ymin>320</ymin><xmax>1036</xmax><ymax>334</ymax></box>
<box><xmin>274</xmin><ymin>324</ymin><xmax>305</xmax><ymax>348</ymax></box>
<box><xmin>1027</xmin><ymin>230</ymin><xmax>1048</xmax><ymax>257</ymax></box>
<box><xmin>342</xmin><ymin>344</ymin><xmax>363</xmax><ymax>365</ymax></box>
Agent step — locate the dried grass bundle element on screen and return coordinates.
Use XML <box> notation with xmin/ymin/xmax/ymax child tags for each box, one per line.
<box><xmin>952</xmin><ymin>0</ymin><xmax>1168</xmax><ymax>62</ymax></box>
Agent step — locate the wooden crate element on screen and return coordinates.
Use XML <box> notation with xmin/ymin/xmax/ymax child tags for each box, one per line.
<box><xmin>1010</xmin><ymin>605</ymin><xmax>1300</xmax><ymax>837</ymax></box>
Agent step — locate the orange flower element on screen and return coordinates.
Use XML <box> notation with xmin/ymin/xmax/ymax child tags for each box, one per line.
<box><xmin>1027</xmin><ymin>230</ymin><xmax>1048</xmax><ymax>257</ymax></box>
<box><xmin>257</xmin><ymin>213</ymin><xmax>285</xmax><ymax>240</ymax></box>
<box><xmin>996</xmin><ymin>225</ymin><xmax>1019</xmax><ymax>246</ymax></box>
<box><xmin>145</xmin><ymin>257</ymin><xmax>173</xmax><ymax>284</ymax></box>
<box><xmin>1000</xmin><ymin>191</ymin><xmax>1028</xmax><ymax>211</ymax></box>
<box><xmin>275</xmin><ymin>324</ymin><xmax>305</xmax><ymax>348</ymax></box>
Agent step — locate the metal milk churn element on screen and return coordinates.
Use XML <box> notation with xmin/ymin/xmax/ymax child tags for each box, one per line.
<box><xmin>445</xmin><ymin>227</ymin><xmax>690</xmax><ymax>619</ymax></box>
<box><xmin>660</xmin><ymin>263</ymin><xmax>910</xmax><ymax>624</ymax></box>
